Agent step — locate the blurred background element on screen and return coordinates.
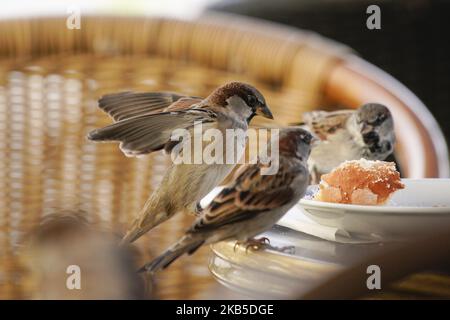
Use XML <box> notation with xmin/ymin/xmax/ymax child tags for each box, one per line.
<box><xmin>0</xmin><ymin>0</ymin><xmax>449</xmax><ymax>299</ymax></box>
<box><xmin>4</xmin><ymin>0</ymin><xmax>449</xmax><ymax>142</ymax></box>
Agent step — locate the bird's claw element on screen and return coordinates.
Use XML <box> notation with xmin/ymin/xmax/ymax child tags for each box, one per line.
<box><xmin>256</xmin><ymin>237</ymin><xmax>270</xmax><ymax>245</ymax></box>
<box><xmin>234</xmin><ymin>237</ymin><xmax>270</xmax><ymax>253</ymax></box>
<box><xmin>233</xmin><ymin>239</ymin><xmax>295</xmax><ymax>255</ymax></box>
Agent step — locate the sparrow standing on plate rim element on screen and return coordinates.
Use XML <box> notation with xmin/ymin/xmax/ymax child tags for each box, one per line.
<box><xmin>140</xmin><ymin>127</ymin><xmax>315</xmax><ymax>273</ymax></box>
<box><xmin>300</xmin><ymin>103</ymin><xmax>395</xmax><ymax>183</ymax></box>
<box><xmin>87</xmin><ymin>81</ymin><xmax>273</xmax><ymax>245</ymax></box>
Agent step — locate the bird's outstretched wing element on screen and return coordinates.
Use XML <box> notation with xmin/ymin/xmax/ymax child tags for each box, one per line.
<box><xmin>302</xmin><ymin>110</ymin><xmax>354</xmax><ymax>140</ymax></box>
<box><xmin>87</xmin><ymin>109</ymin><xmax>217</xmax><ymax>156</ymax></box>
<box><xmin>189</xmin><ymin>159</ymin><xmax>304</xmax><ymax>233</ymax></box>
<box><xmin>97</xmin><ymin>91</ymin><xmax>202</xmax><ymax>121</ymax></box>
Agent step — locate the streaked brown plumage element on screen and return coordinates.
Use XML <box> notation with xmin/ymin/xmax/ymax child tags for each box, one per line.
<box><xmin>140</xmin><ymin>127</ymin><xmax>314</xmax><ymax>273</ymax></box>
<box><xmin>87</xmin><ymin>82</ymin><xmax>273</xmax><ymax>245</ymax></box>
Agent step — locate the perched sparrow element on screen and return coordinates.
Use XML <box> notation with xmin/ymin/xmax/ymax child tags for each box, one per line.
<box><xmin>140</xmin><ymin>127</ymin><xmax>314</xmax><ymax>273</ymax></box>
<box><xmin>87</xmin><ymin>82</ymin><xmax>273</xmax><ymax>244</ymax></box>
<box><xmin>301</xmin><ymin>103</ymin><xmax>395</xmax><ymax>183</ymax></box>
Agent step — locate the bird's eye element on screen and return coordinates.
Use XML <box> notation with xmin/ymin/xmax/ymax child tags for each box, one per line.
<box><xmin>369</xmin><ymin>114</ymin><xmax>387</xmax><ymax>126</ymax></box>
<box><xmin>247</xmin><ymin>95</ymin><xmax>257</xmax><ymax>107</ymax></box>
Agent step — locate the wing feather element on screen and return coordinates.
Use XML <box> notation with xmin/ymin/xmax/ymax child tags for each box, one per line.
<box><xmin>87</xmin><ymin>109</ymin><xmax>217</xmax><ymax>156</ymax></box>
<box><xmin>98</xmin><ymin>91</ymin><xmax>202</xmax><ymax>121</ymax></box>
<box><xmin>302</xmin><ymin>110</ymin><xmax>353</xmax><ymax>140</ymax></box>
<box><xmin>189</xmin><ymin>160</ymin><xmax>302</xmax><ymax>233</ymax></box>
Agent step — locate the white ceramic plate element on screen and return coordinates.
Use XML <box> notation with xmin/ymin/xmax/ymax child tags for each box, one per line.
<box><xmin>299</xmin><ymin>179</ymin><xmax>450</xmax><ymax>241</ymax></box>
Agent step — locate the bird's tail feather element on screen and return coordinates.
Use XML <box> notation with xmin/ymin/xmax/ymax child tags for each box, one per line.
<box><xmin>120</xmin><ymin>207</ymin><xmax>169</xmax><ymax>246</ymax></box>
<box><xmin>120</xmin><ymin>226</ymin><xmax>148</xmax><ymax>246</ymax></box>
<box><xmin>139</xmin><ymin>235</ymin><xmax>205</xmax><ymax>273</ymax></box>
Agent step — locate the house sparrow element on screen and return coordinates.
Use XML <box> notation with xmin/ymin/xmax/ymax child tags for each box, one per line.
<box><xmin>140</xmin><ymin>127</ymin><xmax>314</xmax><ymax>273</ymax></box>
<box><xmin>87</xmin><ymin>82</ymin><xmax>273</xmax><ymax>244</ymax></box>
<box><xmin>301</xmin><ymin>103</ymin><xmax>395</xmax><ymax>183</ymax></box>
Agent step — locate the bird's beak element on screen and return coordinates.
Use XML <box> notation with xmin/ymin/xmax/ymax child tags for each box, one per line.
<box><xmin>360</xmin><ymin>123</ymin><xmax>373</xmax><ymax>135</ymax></box>
<box><xmin>255</xmin><ymin>104</ymin><xmax>274</xmax><ymax>119</ymax></box>
<box><xmin>311</xmin><ymin>135</ymin><xmax>320</xmax><ymax>147</ymax></box>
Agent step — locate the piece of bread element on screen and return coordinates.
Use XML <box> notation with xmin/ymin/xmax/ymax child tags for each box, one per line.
<box><xmin>314</xmin><ymin>159</ymin><xmax>404</xmax><ymax>205</ymax></box>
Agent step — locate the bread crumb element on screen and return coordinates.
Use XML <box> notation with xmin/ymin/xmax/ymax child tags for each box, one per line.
<box><xmin>314</xmin><ymin>159</ymin><xmax>404</xmax><ymax>205</ymax></box>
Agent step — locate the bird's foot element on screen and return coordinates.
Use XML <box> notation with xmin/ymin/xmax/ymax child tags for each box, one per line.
<box><xmin>234</xmin><ymin>237</ymin><xmax>270</xmax><ymax>253</ymax></box>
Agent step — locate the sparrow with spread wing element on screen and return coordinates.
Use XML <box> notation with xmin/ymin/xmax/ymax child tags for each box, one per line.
<box><xmin>140</xmin><ymin>127</ymin><xmax>314</xmax><ymax>273</ymax></box>
<box><xmin>301</xmin><ymin>103</ymin><xmax>395</xmax><ymax>183</ymax></box>
<box><xmin>87</xmin><ymin>82</ymin><xmax>273</xmax><ymax>244</ymax></box>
